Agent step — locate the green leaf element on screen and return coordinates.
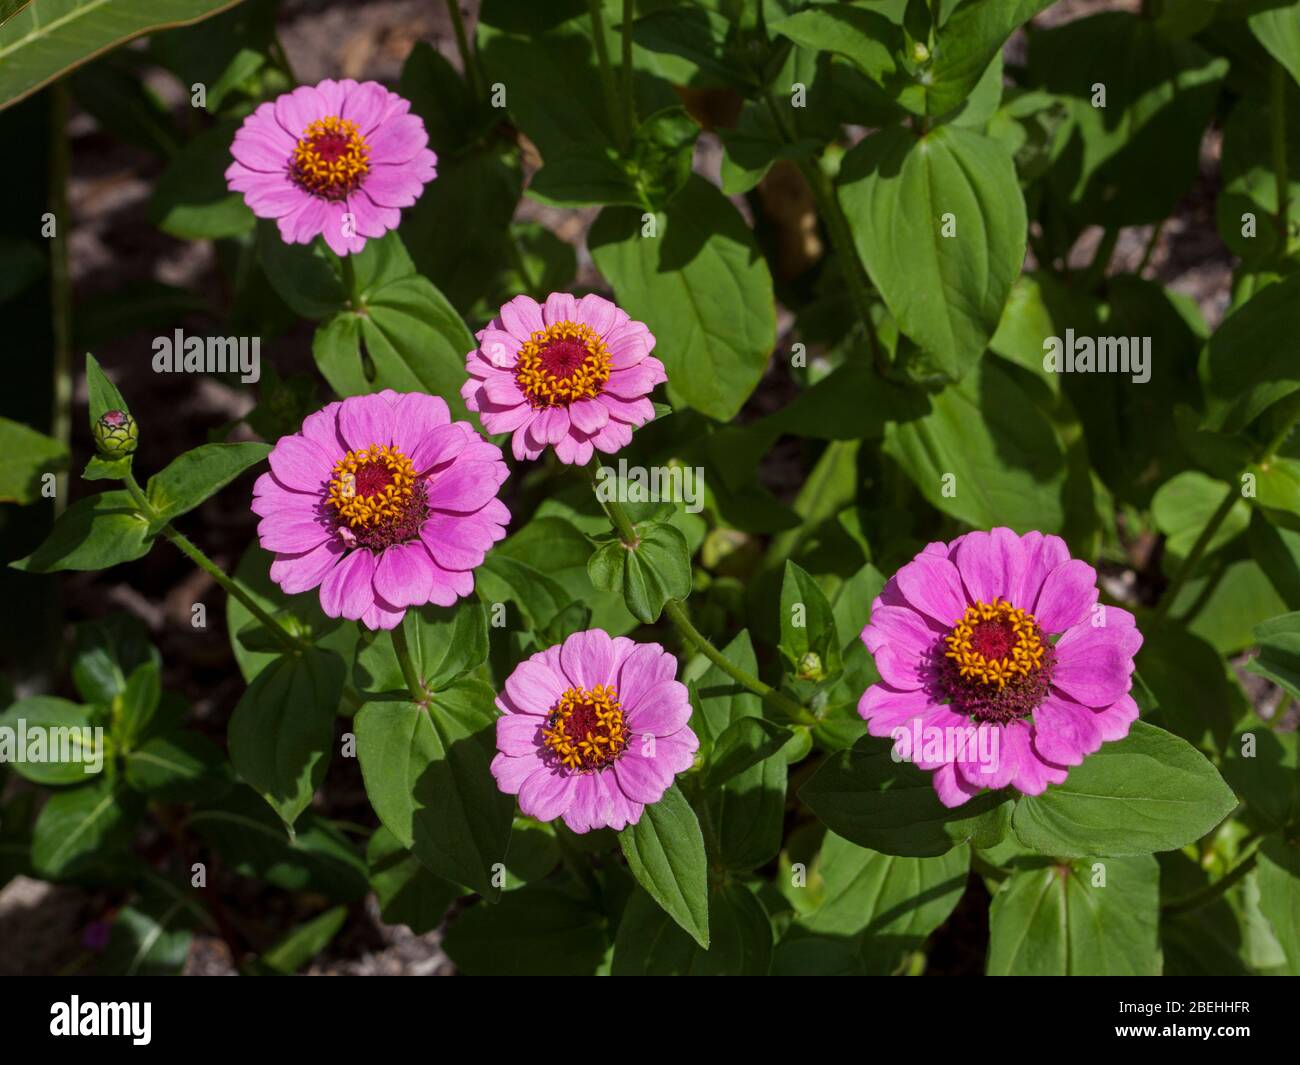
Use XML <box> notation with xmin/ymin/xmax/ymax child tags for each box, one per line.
<box><xmin>190</xmin><ymin>786</ymin><xmax>367</xmax><ymax>901</ymax></box>
<box><xmin>0</xmin><ymin>417</ymin><xmax>67</xmax><ymax>504</ymax></box>
<box><xmin>1249</xmin><ymin>2</ymin><xmax>1300</xmax><ymax>91</ymax></box>
<box><xmin>1257</xmin><ymin>837</ymin><xmax>1300</xmax><ymax>975</ymax></box>
<box><xmin>445</xmin><ymin>881</ymin><xmax>608</xmax><ymax>976</ymax></box>
<box><xmin>839</xmin><ymin>125</ymin><xmax>1026</xmax><ymax>379</ymax></box>
<box><xmin>769</xmin><ymin>5</ymin><xmax>900</xmax><ymax>87</ymax></box>
<box><xmin>630</xmin><ymin>6</ymin><xmax>753</xmax><ymax>89</ymax></box>
<box><xmin>1011</xmin><ymin>721</ymin><xmax>1238</xmax><ymax>857</ymax></box>
<box><xmin>1204</xmin><ymin>271</ymin><xmax>1300</xmax><ymax>432</ymax></box>
<box><xmin>0</xmin><ymin>0</ymin><xmax>245</xmax><ymax>111</ymax></box>
<box><xmin>150</xmin><ymin>120</ymin><xmax>254</xmax><ymax>238</ymax></box>
<box><xmin>116</xmin><ymin>661</ymin><xmax>161</xmax><ymax>747</ymax></box>
<box><xmin>796</xmin><ymin>834</ymin><xmax>969</xmax><ymax>952</ymax></box>
<box><xmin>352</xmin><ymin>600</ymin><xmax>487</xmax><ymax>697</ymax></box>
<box><xmin>779</xmin><ymin>561</ymin><xmax>843</xmax><ymax>684</ymax></box>
<box><xmin>588</xmin><ymin>521</ymin><xmax>692</xmax><ymax>624</ymax></box>
<box><xmin>611</xmin><ymin>881</ymin><xmax>772</xmax><ymax>975</ymax></box>
<box><xmin>801</xmin><ymin>734</ymin><xmax>1012</xmax><ymax>858</ymax></box>
<box><xmin>355</xmin><ymin>679</ymin><xmax>513</xmax><ymax>897</ymax></box>
<box><xmin>0</xmin><ymin>697</ymin><xmax>103</xmax><ymax>785</ymax></box>
<box><xmin>367</xmin><ymin>826</ymin><xmax>462</xmax><ymax>935</ymax></box>
<box><xmin>227</xmin><ymin>649</ymin><xmax>345</xmax><ymax>828</ymax></box>
<box><xmin>125</xmin><ymin>731</ymin><xmax>231</xmax><ymax>803</ymax></box>
<box><xmin>31</xmin><ymin>777</ymin><xmax>139</xmax><ymax>878</ymax></box>
<box><xmin>617</xmin><ymin>783</ymin><xmax>710</xmax><ymax>948</ymax></box>
<box><xmin>11</xmin><ymin>489</ymin><xmax>153</xmax><ymax>573</ymax></box>
<box><xmin>98</xmin><ymin>900</ymin><xmax>195</xmax><ymax>976</ymax></box>
<box><xmin>987</xmin><ymin>854</ymin><xmax>1161</xmax><ymax>975</ymax></box>
<box><xmin>86</xmin><ymin>351</ymin><xmax>128</xmax><ymax>423</ymax></box>
<box><xmin>589</xmin><ymin>174</ymin><xmax>775</xmax><ymax>421</ymax></box>
<box><xmin>476</xmin><ymin>553</ymin><xmax>576</xmax><ymax>633</ymax></box>
<box><xmin>1243</xmin><ymin>609</ymin><xmax>1300</xmax><ymax>699</ymax></box>
<box><xmin>1151</xmin><ymin>471</ymin><xmax>1248</xmax><ymax>568</ymax></box>
<box><xmin>704</xmin><ymin>717</ymin><xmax>793</xmax><ymax>790</ymax></box>
<box><xmin>882</xmin><ymin>357</ymin><xmax>1066</xmax><ymax>532</ymax></box>
<box><xmin>72</xmin><ymin>613</ymin><xmax>159</xmax><ymax>706</ymax></box>
<box><xmin>1222</xmin><ymin>728</ymin><xmax>1300</xmax><ymax>833</ymax></box>
<box><xmin>1028</xmin><ymin>12</ymin><xmax>1226</xmax><ymax>227</ymax></box>
<box><xmin>255</xmin><ymin>906</ymin><xmax>347</xmax><ymax>975</ymax></box>
<box><xmin>144</xmin><ymin>443</ymin><xmax>269</xmax><ymax>535</ymax></box>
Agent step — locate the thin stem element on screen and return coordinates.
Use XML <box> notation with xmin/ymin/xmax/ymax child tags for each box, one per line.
<box><xmin>1272</xmin><ymin>61</ymin><xmax>1291</xmax><ymax>249</ymax></box>
<box><xmin>340</xmin><ymin>254</ymin><xmax>359</xmax><ymax>310</ymax></box>
<box><xmin>621</xmin><ymin>0</ymin><xmax>636</xmax><ymax>138</ymax></box>
<box><xmin>588</xmin><ymin>0</ymin><xmax>629</xmax><ymax>149</ymax></box>
<box><xmin>390</xmin><ymin>622</ymin><xmax>427</xmax><ymax>704</ymax></box>
<box><xmin>585</xmin><ymin>454</ymin><xmax>639</xmax><ymax>543</ymax></box>
<box><xmin>1136</xmin><ymin>219</ymin><xmax>1163</xmax><ymax>277</ymax></box>
<box><xmin>445</xmin><ymin>0</ymin><xmax>485</xmax><ymax>101</ymax></box>
<box><xmin>1163</xmin><ymin>837</ymin><xmax>1263</xmax><ymax>917</ymax></box>
<box><xmin>123</xmin><ymin>473</ymin><xmax>305</xmax><ymax>655</ymax></box>
<box><xmin>270</xmin><ymin>36</ymin><xmax>297</xmax><ymax>84</ymax></box>
<box><xmin>1152</xmin><ymin>483</ymin><xmax>1238</xmax><ymax>625</ymax></box>
<box><xmin>49</xmin><ymin>82</ymin><xmax>72</xmax><ymax>518</ymax></box>
<box><xmin>1081</xmin><ymin>225</ymin><xmax>1119</xmax><ymax>290</ymax></box>
<box><xmin>664</xmin><ymin>600</ymin><xmax>816</xmax><ymax>726</ymax></box>
<box><xmin>761</xmin><ymin>89</ymin><xmax>883</xmax><ymax>368</ymax></box>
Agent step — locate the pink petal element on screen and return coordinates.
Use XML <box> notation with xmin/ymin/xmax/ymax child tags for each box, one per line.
<box><xmin>1033</xmin><ymin>559</ymin><xmax>1098</xmax><ymax>634</ymax></box>
<box><xmin>518</xmin><ymin>767</ymin><xmax>577</xmax><ymax>822</ymax></box>
<box><xmin>318</xmin><ymin>548</ymin><xmax>376</xmax><ymax>621</ymax></box>
<box><xmin>894</xmin><ymin>555</ymin><xmax>968</xmax><ymax>629</ymax></box>
<box><xmin>504</xmin><ymin>659</ymin><xmax>568</xmax><ymax>715</ymax></box>
<box><xmin>560</xmin><ymin>629</ymin><xmax>615</xmax><ymax>690</ymax></box>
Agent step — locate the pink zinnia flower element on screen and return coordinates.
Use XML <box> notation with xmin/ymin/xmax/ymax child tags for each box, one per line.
<box><xmin>859</xmin><ymin>528</ymin><xmax>1143</xmax><ymax>808</ymax></box>
<box><xmin>252</xmin><ymin>391</ymin><xmax>509</xmax><ymax>631</ymax></box>
<box><xmin>490</xmin><ymin>629</ymin><xmax>699</xmax><ymax>833</ymax></box>
<box><xmin>461</xmin><ymin>292</ymin><xmax>667</xmax><ymax>465</ymax></box>
<box><xmin>225</xmin><ymin>79</ymin><xmax>437</xmax><ymax>256</ymax></box>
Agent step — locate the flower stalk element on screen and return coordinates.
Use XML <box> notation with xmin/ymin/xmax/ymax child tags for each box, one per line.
<box><xmin>390</xmin><ymin>622</ymin><xmax>428</xmax><ymax>704</ymax></box>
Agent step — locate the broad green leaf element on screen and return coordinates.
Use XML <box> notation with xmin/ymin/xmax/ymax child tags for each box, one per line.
<box><xmin>11</xmin><ymin>490</ymin><xmax>152</xmax><ymax>573</ymax></box>
<box><xmin>587</xmin><ymin>521</ymin><xmax>692</xmax><ymax>624</ymax></box>
<box><xmin>1204</xmin><ymin>272</ymin><xmax>1300</xmax><ymax>433</ymax></box>
<box><xmin>227</xmin><ymin>649</ymin><xmax>345</xmax><ymax>827</ymax></box>
<box><xmin>1011</xmin><ymin>721</ymin><xmax>1238</xmax><ymax>857</ymax></box>
<box><xmin>445</xmin><ymin>882</ymin><xmax>607</xmax><ymax>976</ymax></box>
<box><xmin>367</xmin><ymin>826</ymin><xmax>462</xmax><ymax>935</ymax></box>
<box><xmin>589</xmin><ymin>174</ymin><xmax>776</xmax><ymax>421</ymax></box>
<box><xmin>71</xmin><ymin>613</ymin><xmax>159</xmax><ymax>705</ymax></box>
<box><xmin>86</xmin><ymin>351</ymin><xmax>128</xmax><ymax>423</ymax></box>
<box><xmin>1216</xmin><ymin>96</ymin><xmax>1300</xmax><ymax>261</ymax></box>
<box><xmin>883</xmin><ymin>357</ymin><xmax>1066</xmax><ymax>532</ymax></box>
<box><xmin>149</xmin><ymin>120</ymin><xmax>253</xmax><ymax>239</ymax></box>
<box><xmin>801</xmin><ymin>734</ymin><xmax>1012</xmax><ymax>858</ymax></box>
<box><xmin>1222</xmin><ymin>728</ymin><xmax>1300</xmax><ymax>832</ymax></box>
<box><xmin>255</xmin><ymin>906</ymin><xmax>347</xmax><ymax>975</ymax></box>
<box><xmin>0</xmin><ymin>417</ymin><xmax>67</xmax><ymax>503</ymax></box>
<box><xmin>987</xmin><ymin>855</ymin><xmax>1160</xmax><ymax>975</ymax></box>
<box><xmin>839</xmin><ymin>125</ymin><xmax>1026</xmax><ymax>379</ymax></box>
<box><xmin>144</xmin><ymin>439</ymin><xmax>269</xmax><ymax>533</ymax></box>
<box><xmin>0</xmin><ymin>696</ymin><xmax>102</xmax><ymax>785</ymax></box>
<box><xmin>98</xmin><ymin>900</ymin><xmax>195</xmax><ymax>977</ymax></box>
<box><xmin>355</xmin><ymin>679</ymin><xmax>513</xmax><ymax>897</ymax></box>
<box><xmin>617</xmin><ymin>783</ymin><xmax>710</xmax><ymax>948</ymax></box>
<box><xmin>0</xmin><ymin>0</ymin><xmax>245</xmax><ymax>111</ymax></box>
<box><xmin>125</xmin><ymin>731</ymin><xmax>231</xmax><ymax>803</ymax></box>
<box><xmin>611</xmin><ymin>882</ymin><xmax>772</xmax><ymax>975</ymax></box>
<box><xmin>1249</xmin><ymin>2</ymin><xmax>1300</xmax><ymax>90</ymax></box>
<box><xmin>116</xmin><ymin>660</ymin><xmax>161</xmax><ymax>747</ymax></box>
<box><xmin>797</xmin><ymin>834</ymin><xmax>969</xmax><ymax>950</ymax></box>
<box><xmin>1029</xmin><ymin>12</ymin><xmax>1226</xmax><ymax>226</ymax></box>
<box><xmin>779</xmin><ymin>561</ymin><xmax>843</xmax><ymax>684</ymax></box>
<box><xmin>189</xmin><ymin>786</ymin><xmax>368</xmax><ymax>901</ymax></box>
<box><xmin>769</xmin><ymin>5</ymin><xmax>900</xmax><ymax>89</ymax></box>
<box><xmin>1257</xmin><ymin>837</ymin><xmax>1300</xmax><ymax>974</ymax></box>
<box><xmin>476</xmin><ymin>552</ymin><xmax>576</xmax><ymax>633</ymax></box>
<box><xmin>31</xmin><ymin>777</ymin><xmax>139</xmax><ymax>877</ymax></box>
<box><xmin>704</xmin><ymin>716</ymin><xmax>793</xmax><ymax>790</ymax></box>
<box><xmin>630</xmin><ymin>6</ymin><xmax>753</xmax><ymax>88</ymax></box>
<box><xmin>1137</xmin><ymin>622</ymin><xmax>1249</xmax><ymax>755</ymax></box>
<box><xmin>353</xmin><ymin>600</ymin><xmax>488</xmax><ymax>697</ymax></box>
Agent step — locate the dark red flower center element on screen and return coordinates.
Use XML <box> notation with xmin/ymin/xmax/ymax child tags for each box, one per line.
<box><xmin>935</xmin><ymin>597</ymin><xmax>1054</xmax><ymax>724</ymax></box>
<box><xmin>354</xmin><ymin>462</ymin><xmax>396</xmax><ymax>498</ymax></box>
<box><xmin>969</xmin><ymin>619</ymin><xmax>1016</xmax><ymax>660</ymax></box>
<box><xmin>541</xmin><ymin>684</ymin><xmax>628</xmax><ymax>772</ymax></box>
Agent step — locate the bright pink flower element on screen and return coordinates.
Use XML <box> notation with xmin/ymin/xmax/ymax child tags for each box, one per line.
<box><xmin>490</xmin><ymin>629</ymin><xmax>699</xmax><ymax>833</ymax></box>
<box><xmin>225</xmin><ymin>79</ymin><xmax>437</xmax><ymax>256</ymax></box>
<box><xmin>252</xmin><ymin>391</ymin><xmax>509</xmax><ymax>631</ymax></box>
<box><xmin>859</xmin><ymin>528</ymin><xmax>1143</xmax><ymax>808</ymax></box>
<box><xmin>461</xmin><ymin>292</ymin><xmax>667</xmax><ymax>465</ymax></box>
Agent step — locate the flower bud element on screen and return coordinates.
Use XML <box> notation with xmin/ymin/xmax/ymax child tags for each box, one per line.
<box><xmin>94</xmin><ymin>410</ymin><xmax>138</xmax><ymax>457</ymax></box>
<box><xmin>797</xmin><ymin>651</ymin><xmax>825</xmax><ymax>682</ymax></box>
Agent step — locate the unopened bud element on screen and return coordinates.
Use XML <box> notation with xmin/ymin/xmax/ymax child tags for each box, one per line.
<box><xmin>797</xmin><ymin>651</ymin><xmax>825</xmax><ymax>682</ymax></box>
<box><xmin>94</xmin><ymin>410</ymin><xmax>137</xmax><ymax>457</ymax></box>
<box><xmin>911</xmin><ymin>41</ymin><xmax>930</xmax><ymax>64</ymax></box>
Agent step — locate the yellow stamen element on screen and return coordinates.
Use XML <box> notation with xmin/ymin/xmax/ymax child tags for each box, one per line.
<box><xmin>292</xmin><ymin>115</ymin><xmax>370</xmax><ymax>198</ymax></box>
<box><xmin>514</xmin><ymin>321</ymin><xmax>612</xmax><ymax>408</ymax></box>
<box><xmin>325</xmin><ymin>444</ymin><xmax>416</xmax><ymax>530</ymax></box>
<box><xmin>943</xmin><ymin>597</ymin><xmax>1046</xmax><ymax>690</ymax></box>
<box><xmin>541</xmin><ymin>684</ymin><xmax>628</xmax><ymax>772</ymax></box>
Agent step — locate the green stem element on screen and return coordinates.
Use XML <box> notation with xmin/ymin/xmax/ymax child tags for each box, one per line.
<box><xmin>585</xmin><ymin>454</ymin><xmax>639</xmax><ymax>543</ymax></box>
<box><xmin>1081</xmin><ymin>225</ymin><xmax>1119</xmax><ymax>290</ymax></box>
<box><xmin>270</xmin><ymin>36</ymin><xmax>297</xmax><ymax>84</ymax></box>
<box><xmin>390</xmin><ymin>622</ymin><xmax>427</xmax><ymax>704</ymax></box>
<box><xmin>1272</xmin><ymin>61</ymin><xmax>1291</xmax><ymax>249</ymax></box>
<box><xmin>588</xmin><ymin>0</ymin><xmax>629</xmax><ymax>149</ymax></box>
<box><xmin>621</xmin><ymin>0</ymin><xmax>636</xmax><ymax>138</ymax></box>
<box><xmin>507</xmin><ymin>230</ymin><xmax>540</xmax><ymax>299</ymax></box>
<box><xmin>49</xmin><ymin>83</ymin><xmax>72</xmax><ymax>518</ymax></box>
<box><xmin>761</xmin><ymin>90</ymin><xmax>883</xmax><ymax>368</ymax></box>
<box><xmin>445</xmin><ymin>0</ymin><xmax>485</xmax><ymax>101</ymax></box>
<box><xmin>341</xmin><ymin>254</ymin><xmax>359</xmax><ymax>310</ymax></box>
<box><xmin>1163</xmin><ymin>838</ymin><xmax>1263</xmax><ymax>917</ymax></box>
<box><xmin>123</xmin><ymin>473</ymin><xmax>304</xmax><ymax>655</ymax></box>
<box><xmin>664</xmin><ymin>600</ymin><xmax>816</xmax><ymax>726</ymax></box>
<box><xmin>1136</xmin><ymin>219</ymin><xmax>1163</xmax><ymax>276</ymax></box>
